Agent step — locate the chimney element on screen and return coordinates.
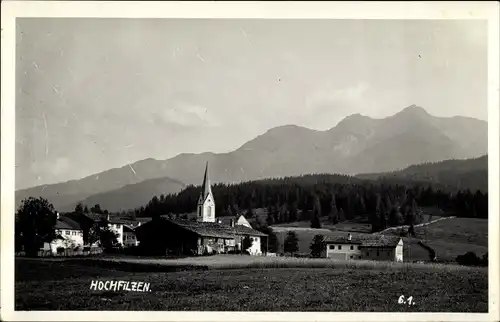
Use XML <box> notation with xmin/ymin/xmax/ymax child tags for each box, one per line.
<box><xmin>230</xmin><ymin>219</ymin><xmax>235</xmax><ymax>227</ymax></box>
<box><xmin>348</xmin><ymin>233</ymin><xmax>352</xmax><ymax>241</ymax></box>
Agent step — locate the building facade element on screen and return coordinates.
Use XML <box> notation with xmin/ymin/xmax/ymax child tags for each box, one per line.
<box><xmin>47</xmin><ymin>214</ymin><xmax>84</xmax><ymax>253</ymax></box>
<box><xmin>323</xmin><ymin>234</ymin><xmax>403</xmax><ymax>262</ymax></box>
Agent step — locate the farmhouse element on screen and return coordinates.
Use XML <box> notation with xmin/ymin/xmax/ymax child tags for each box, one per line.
<box><xmin>323</xmin><ymin>233</ymin><xmax>403</xmax><ymax>262</ymax></box>
<box><xmin>46</xmin><ymin>214</ymin><xmax>84</xmax><ymax>253</ymax></box>
<box><xmin>135</xmin><ymin>163</ymin><xmax>267</xmax><ymax>256</ymax></box>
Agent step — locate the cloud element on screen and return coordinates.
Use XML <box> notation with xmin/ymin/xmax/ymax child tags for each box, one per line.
<box><xmin>305</xmin><ymin>82</ymin><xmax>370</xmax><ymax>111</ymax></box>
<box><xmin>161</xmin><ymin>102</ymin><xmax>220</xmax><ymax>128</ymax></box>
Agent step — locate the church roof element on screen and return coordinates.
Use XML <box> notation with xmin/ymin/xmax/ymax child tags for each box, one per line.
<box><xmin>161</xmin><ymin>218</ymin><xmax>267</xmax><ymax>238</ymax></box>
<box><xmin>199</xmin><ymin>162</ymin><xmax>212</xmax><ymax>202</ymax></box>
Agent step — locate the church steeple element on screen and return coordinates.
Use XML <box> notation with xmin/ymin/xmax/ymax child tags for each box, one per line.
<box><xmin>200</xmin><ymin>162</ymin><xmax>212</xmax><ymax>203</ymax></box>
<box><xmin>197</xmin><ymin>162</ymin><xmax>215</xmax><ymax>222</ymax></box>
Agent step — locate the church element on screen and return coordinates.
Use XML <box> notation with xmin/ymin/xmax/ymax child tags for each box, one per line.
<box><xmin>134</xmin><ymin>163</ymin><xmax>267</xmax><ymax>256</ymax></box>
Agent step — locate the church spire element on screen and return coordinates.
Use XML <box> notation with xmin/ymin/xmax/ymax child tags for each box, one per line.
<box><xmin>200</xmin><ymin>162</ymin><xmax>212</xmax><ymax>202</ymax></box>
<box><xmin>197</xmin><ymin>162</ymin><xmax>215</xmax><ymax>222</ymax></box>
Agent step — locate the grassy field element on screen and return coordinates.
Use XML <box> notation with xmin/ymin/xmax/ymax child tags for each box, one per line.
<box><xmin>16</xmin><ymin>258</ymin><xmax>487</xmax><ymax>311</ymax></box>
<box><xmin>24</xmin><ymin>254</ymin><xmax>484</xmax><ymax>272</ymax></box>
<box><xmin>271</xmin><ymin>217</ymin><xmax>488</xmax><ymax>262</ymax></box>
<box><xmin>385</xmin><ymin>218</ymin><xmax>488</xmax><ymax>262</ymax></box>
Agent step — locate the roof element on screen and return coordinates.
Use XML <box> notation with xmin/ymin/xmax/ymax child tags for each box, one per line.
<box><xmin>123</xmin><ymin>225</ymin><xmax>135</xmax><ymax>233</ymax></box>
<box><xmin>160</xmin><ymin>218</ymin><xmax>267</xmax><ymax>238</ymax></box>
<box><xmin>82</xmin><ymin>213</ymin><xmax>131</xmax><ymax>224</ymax></box>
<box><xmin>324</xmin><ymin>234</ymin><xmax>402</xmax><ymax>248</ymax></box>
<box><xmin>55</xmin><ymin>215</ymin><xmax>82</xmax><ymax>230</ymax></box>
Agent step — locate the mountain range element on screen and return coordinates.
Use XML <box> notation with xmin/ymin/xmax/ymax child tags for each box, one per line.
<box><xmin>15</xmin><ymin>105</ymin><xmax>488</xmax><ymax>212</ymax></box>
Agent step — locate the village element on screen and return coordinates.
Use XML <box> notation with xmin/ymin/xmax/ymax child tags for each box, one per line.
<box><xmin>25</xmin><ymin>163</ymin><xmax>405</xmax><ymax>263</ymax></box>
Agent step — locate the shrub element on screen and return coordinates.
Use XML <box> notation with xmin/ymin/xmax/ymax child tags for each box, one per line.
<box><xmin>456</xmin><ymin>251</ymin><xmax>484</xmax><ymax>266</ymax></box>
<box><xmin>481</xmin><ymin>253</ymin><xmax>488</xmax><ymax>266</ymax></box>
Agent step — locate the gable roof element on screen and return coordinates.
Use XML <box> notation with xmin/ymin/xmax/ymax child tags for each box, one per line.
<box><xmin>55</xmin><ymin>215</ymin><xmax>82</xmax><ymax>230</ymax></box>
<box><xmin>324</xmin><ymin>234</ymin><xmax>401</xmax><ymax>248</ymax></box>
<box><xmin>143</xmin><ymin>217</ymin><xmax>267</xmax><ymax>239</ymax></box>
<box><xmin>82</xmin><ymin>213</ymin><xmax>131</xmax><ymax>224</ymax></box>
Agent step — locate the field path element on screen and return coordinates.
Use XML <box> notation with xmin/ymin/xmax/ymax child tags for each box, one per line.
<box><xmin>374</xmin><ymin>216</ymin><xmax>456</xmax><ymax>235</ymax></box>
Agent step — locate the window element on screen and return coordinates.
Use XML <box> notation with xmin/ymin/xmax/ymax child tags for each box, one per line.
<box><xmin>65</xmin><ymin>231</ymin><xmax>70</xmax><ymax>235</ymax></box>
<box><xmin>358</xmin><ymin>246</ymin><xmax>361</xmax><ymax>250</ymax></box>
<box><xmin>350</xmin><ymin>255</ymin><xmax>353</xmax><ymax>259</ymax></box>
<box><xmin>366</xmin><ymin>252</ymin><xmax>369</xmax><ymax>256</ymax></box>
<box><xmin>377</xmin><ymin>251</ymin><xmax>380</xmax><ymax>257</ymax></box>
<box><xmin>338</xmin><ymin>245</ymin><xmax>341</xmax><ymax>250</ymax></box>
<box><xmin>207</xmin><ymin>206</ymin><xmax>212</xmax><ymax>217</ymax></box>
<box><xmin>350</xmin><ymin>245</ymin><xmax>354</xmax><ymax>250</ymax></box>
<box><xmin>358</xmin><ymin>256</ymin><xmax>361</xmax><ymax>259</ymax></box>
<box><xmin>329</xmin><ymin>245</ymin><xmax>335</xmax><ymax>250</ymax></box>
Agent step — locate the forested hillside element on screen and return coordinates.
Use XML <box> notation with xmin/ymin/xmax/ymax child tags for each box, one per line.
<box><xmin>116</xmin><ymin>174</ymin><xmax>487</xmax><ymax>233</ymax></box>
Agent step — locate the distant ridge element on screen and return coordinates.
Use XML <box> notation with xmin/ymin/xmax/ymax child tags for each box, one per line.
<box><xmin>16</xmin><ymin>105</ymin><xmax>487</xmax><ymax>211</ymax></box>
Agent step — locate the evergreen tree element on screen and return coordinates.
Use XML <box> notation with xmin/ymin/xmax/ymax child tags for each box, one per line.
<box><xmin>310</xmin><ymin>234</ymin><xmax>325</xmax><ymax>258</ymax></box>
<box><xmin>329</xmin><ymin>193</ymin><xmax>339</xmax><ymax>224</ymax></box>
<box><xmin>311</xmin><ymin>195</ymin><xmax>322</xmax><ymax>228</ymax></box>
<box><xmin>284</xmin><ymin>231</ymin><xmax>299</xmax><ymax>256</ymax></box>
<box><xmin>74</xmin><ymin>203</ymin><xmax>84</xmax><ymax>214</ymax></box>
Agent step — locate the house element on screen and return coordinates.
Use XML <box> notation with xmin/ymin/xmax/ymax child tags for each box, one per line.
<box><xmin>67</xmin><ymin>212</ymin><xmax>135</xmax><ymax>247</ymax></box>
<box><xmin>323</xmin><ymin>233</ymin><xmax>403</xmax><ymax>262</ymax></box>
<box><xmin>123</xmin><ymin>225</ymin><xmax>139</xmax><ymax>247</ymax></box>
<box><xmin>47</xmin><ymin>213</ymin><xmax>84</xmax><ymax>253</ymax></box>
<box><xmin>135</xmin><ymin>162</ymin><xmax>267</xmax><ymax>256</ymax></box>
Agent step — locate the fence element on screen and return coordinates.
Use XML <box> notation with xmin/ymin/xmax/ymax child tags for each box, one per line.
<box><xmin>16</xmin><ymin>247</ymin><xmax>103</xmax><ymax>258</ymax></box>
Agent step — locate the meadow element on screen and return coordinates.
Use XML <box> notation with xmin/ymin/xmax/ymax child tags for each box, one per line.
<box><xmin>271</xmin><ymin>217</ymin><xmax>488</xmax><ymax>262</ymax></box>
<box><xmin>15</xmin><ymin>257</ymin><xmax>487</xmax><ymax>311</ymax></box>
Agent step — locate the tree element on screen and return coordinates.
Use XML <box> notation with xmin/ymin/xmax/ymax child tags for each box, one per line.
<box><xmin>310</xmin><ymin>234</ymin><xmax>325</xmax><ymax>258</ymax></box>
<box><xmin>88</xmin><ymin>219</ymin><xmax>119</xmax><ymax>251</ymax></box>
<box><xmin>288</xmin><ymin>202</ymin><xmax>298</xmax><ymax>222</ymax></box>
<box><xmin>338</xmin><ymin>208</ymin><xmax>346</xmax><ymax>222</ymax></box>
<box><xmin>15</xmin><ymin>197</ymin><xmax>57</xmax><ymax>256</ymax></box>
<box><xmin>74</xmin><ymin>203</ymin><xmax>84</xmax><ymax>214</ymax></box>
<box><xmin>90</xmin><ymin>204</ymin><xmax>104</xmax><ymax>214</ymax></box>
<box><xmin>83</xmin><ymin>205</ymin><xmax>90</xmax><ymax>214</ymax></box>
<box><xmin>241</xmin><ymin>236</ymin><xmax>254</xmax><ymax>254</ymax></box>
<box><xmin>284</xmin><ymin>231</ymin><xmax>299</xmax><ymax>256</ymax></box>
<box><xmin>311</xmin><ymin>196</ymin><xmax>322</xmax><ymax>228</ymax></box>
<box><xmin>245</xmin><ymin>207</ymin><xmax>254</xmax><ymax>218</ymax></box>
<box><xmin>259</xmin><ymin>226</ymin><xmax>279</xmax><ymax>253</ymax></box>
<box><xmin>329</xmin><ymin>193</ymin><xmax>339</xmax><ymax>224</ymax></box>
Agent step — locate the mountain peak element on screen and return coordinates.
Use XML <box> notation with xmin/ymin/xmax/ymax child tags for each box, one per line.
<box><xmin>396</xmin><ymin>105</ymin><xmax>430</xmax><ymax>117</ymax></box>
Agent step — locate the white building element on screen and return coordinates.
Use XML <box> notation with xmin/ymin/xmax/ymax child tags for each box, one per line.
<box><xmin>123</xmin><ymin>225</ymin><xmax>139</xmax><ymax>247</ymax></box>
<box><xmin>323</xmin><ymin>234</ymin><xmax>403</xmax><ymax>262</ymax></box>
<box><xmin>49</xmin><ymin>214</ymin><xmax>84</xmax><ymax>253</ymax></box>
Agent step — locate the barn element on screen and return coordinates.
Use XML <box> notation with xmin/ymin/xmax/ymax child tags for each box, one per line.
<box><xmin>134</xmin><ymin>216</ymin><xmax>266</xmax><ymax>256</ymax></box>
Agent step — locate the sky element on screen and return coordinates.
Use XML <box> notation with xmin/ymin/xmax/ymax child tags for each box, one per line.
<box><xmin>15</xmin><ymin>18</ymin><xmax>488</xmax><ymax>190</ymax></box>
